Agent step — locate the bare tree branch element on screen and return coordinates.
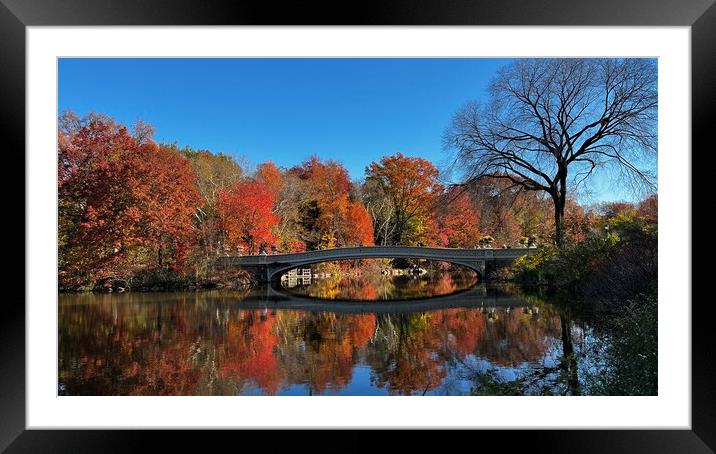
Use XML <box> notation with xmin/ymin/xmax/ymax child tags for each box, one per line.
<box><xmin>444</xmin><ymin>58</ymin><xmax>657</xmax><ymax>247</ymax></box>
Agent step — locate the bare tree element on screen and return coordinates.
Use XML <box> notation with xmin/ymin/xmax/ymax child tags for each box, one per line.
<box><xmin>444</xmin><ymin>58</ymin><xmax>657</xmax><ymax>248</ymax></box>
<box><xmin>361</xmin><ymin>178</ymin><xmax>396</xmax><ymax>245</ymax></box>
<box><xmin>131</xmin><ymin>119</ymin><xmax>155</xmax><ymax>144</ymax></box>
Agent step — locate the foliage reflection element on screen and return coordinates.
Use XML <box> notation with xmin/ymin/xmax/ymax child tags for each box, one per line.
<box><xmin>58</xmin><ymin>286</ymin><xmax>619</xmax><ymax>396</ymax></box>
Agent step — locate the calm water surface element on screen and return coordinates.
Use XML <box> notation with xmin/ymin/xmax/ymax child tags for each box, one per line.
<box><xmin>59</xmin><ymin>270</ymin><xmax>611</xmax><ymax>396</ymax></box>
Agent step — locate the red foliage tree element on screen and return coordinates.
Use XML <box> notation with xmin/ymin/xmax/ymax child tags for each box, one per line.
<box><xmin>638</xmin><ymin>194</ymin><xmax>658</xmax><ymax>224</ymax></box>
<box><xmin>58</xmin><ymin>117</ymin><xmax>200</xmax><ymax>285</ymax></box>
<box><xmin>435</xmin><ymin>190</ymin><xmax>481</xmax><ymax>247</ymax></box>
<box><xmin>217</xmin><ymin>180</ymin><xmax>279</xmax><ymax>255</ymax></box>
<box><xmin>602</xmin><ymin>201</ymin><xmax>636</xmax><ymax>218</ymax></box>
<box><xmin>563</xmin><ymin>198</ymin><xmax>593</xmax><ymax>243</ymax></box>
<box><xmin>345</xmin><ymin>202</ymin><xmax>375</xmax><ymax>246</ymax></box>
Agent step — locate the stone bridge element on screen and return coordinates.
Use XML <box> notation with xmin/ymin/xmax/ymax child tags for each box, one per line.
<box><xmin>217</xmin><ymin>246</ymin><xmax>537</xmax><ymax>282</ymax></box>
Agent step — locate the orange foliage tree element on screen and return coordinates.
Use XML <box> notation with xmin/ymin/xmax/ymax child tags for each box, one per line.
<box><xmin>365</xmin><ymin>152</ymin><xmax>442</xmax><ymax>245</ymax></box>
<box><xmin>256</xmin><ymin>160</ymin><xmax>284</xmax><ymax>198</ymax></box>
<box><xmin>217</xmin><ymin>180</ymin><xmax>279</xmax><ymax>255</ymax></box>
<box><xmin>289</xmin><ymin>156</ymin><xmax>373</xmax><ymax>249</ymax></box>
<box><xmin>304</xmin><ymin>156</ymin><xmax>351</xmax><ymax>247</ymax></box>
<box><xmin>345</xmin><ymin>202</ymin><xmax>375</xmax><ymax>246</ymax></box>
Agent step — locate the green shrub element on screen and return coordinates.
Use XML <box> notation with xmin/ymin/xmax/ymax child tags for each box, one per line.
<box><xmin>587</xmin><ymin>291</ymin><xmax>658</xmax><ymax>395</ymax></box>
<box><xmin>510</xmin><ymin>209</ymin><xmax>656</xmax><ymax>300</ymax></box>
<box><xmin>511</xmin><ymin>246</ymin><xmax>559</xmax><ymax>284</ymax></box>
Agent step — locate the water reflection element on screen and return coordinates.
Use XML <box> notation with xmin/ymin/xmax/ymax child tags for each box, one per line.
<box><xmin>280</xmin><ymin>266</ymin><xmax>478</xmax><ymax>301</ymax></box>
<box><xmin>59</xmin><ymin>279</ymin><xmax>605</xmax><ymax>396</ymax></box>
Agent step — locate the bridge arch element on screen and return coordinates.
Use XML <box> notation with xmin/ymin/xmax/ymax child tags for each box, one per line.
<box><xmin>269</xmin><ymin>256</ymin><xmax>484</xmax><ymax>282</ymax></box>
<box><xmin>217</xmin><ymin>246</ymin><xmax>537</xmax><ymax>283</ymax></box>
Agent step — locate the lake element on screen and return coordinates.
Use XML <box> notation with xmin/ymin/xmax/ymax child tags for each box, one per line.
<box><xmin>58</xmin><ymin>267</ymin><xmax>642</xmax><ymax>396</ymax></box>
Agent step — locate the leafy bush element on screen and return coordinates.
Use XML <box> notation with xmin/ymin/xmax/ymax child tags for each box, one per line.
<box><xmin>587</xmin><ymin>292</ymin><xmax>658</xmax><ymax>395</ymax></box>
<box><xmin>511</xmin><ymin>246</ymin><xmax>559</xmax><ymax>284</ymax></box>
<box><xmin>511</xmin><ymin>210</ymin><xmax>657</xmax><ymax>302</ymax></box>
<box><xmin>129</xmin><ymin>268</ymin><xmax>192</xmax><ymax>291</ymax></box>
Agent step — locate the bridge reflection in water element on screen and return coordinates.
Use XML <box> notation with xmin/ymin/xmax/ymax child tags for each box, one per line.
<box><xmin>234</xmin><ymin>282</ymin><xmax>530</xmax><ymax>315</ymax></box>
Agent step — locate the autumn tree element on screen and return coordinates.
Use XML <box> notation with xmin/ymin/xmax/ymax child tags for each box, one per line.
<box><xmin>287</xmin><ymin>156</ymin><xmax>369</xmax><ymax>250</ymax></box>
<box><xmin>600</xmin><ymin>201</ymin><xmax>636</xmax><ymax>218</ymax></box>
<box><xmin>445</xmin><ymin>59</ymin><xmax>657</xmax><ymax>248</ymax></box>
<box><xmin>273</xmin><ymin>171</ymin><xmax>312</xmax><ymax>252</ymax></box>
<box><xmin>345</xmin><ymin>202</ymin><xmax>375</xmax><ymax>246</ymax></box>
<box><xmin>58</xmin><ymin>113</ymin><xmax>200</xmax><ymax>287</ymax></box>
<box><xmin>467</xmin><ymin>177</ymin><xmax>524</xmax><ymax>245</ymax></box>
<box><xmin>167</xmin><ymin>145</ymin><xmax>244</xmax><ymax>274</ymax></box>
<box><xmin>562</xmin><ymin>198</ymin><xmax>593</xmax><ymax>243</ymax></box>
<box><xmin>365</xmin><ymin>152</ymin><xmax>442</xmax><ymax>245</ymax></box>
<box><xmin>303</xmin><ymin>156</ymin><xmax>352</xmax><ymax>247</ymax></box>
<box><xmin>637</xmin><ymin>193</ymin><xmax>658</xmax><ymax>224</ymax></box>
<box><xmin>138</xmin><ymin>146</ymin><xmax>202</xmax><ymax>270</ymax></box>
<box><xmin>256</xmin><ymin>160</ymin><xmax>284</xmax><ymax>198</ymax></box>
<box><xmin>177</xmin><ymin>146</ymin><xmax>244</xmax><ymax>208</ymax></box>
<box><xmin>217</xmin><ymin>180</ymin><xmax>279</xmax><ymax>255</ymax></box>
<box><xmin>434</xmin><ymin>189</ymin><xmax>481</xmax><ymax>247</ymax></box>
<box><xmin>257</xmin><ymin>159</ymin><xmax>373</xmax><ymax>252</ymax></box>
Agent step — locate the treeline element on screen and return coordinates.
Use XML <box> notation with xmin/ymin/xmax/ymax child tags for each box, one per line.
<box><xmin>57</xmin><ymin>112</ymin><xmax>651</xmax><ymax>290</ymax></box>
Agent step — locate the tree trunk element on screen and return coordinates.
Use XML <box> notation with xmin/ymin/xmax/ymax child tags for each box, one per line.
<box><xmin>554</xmin><ymin>200</ymin><xmax>565</xmax><ymax>249</ymax></box>
<box><xmin>553</xmin><ymin>170</ymin><xmax>568</xmax><ymax>249</ymax></box>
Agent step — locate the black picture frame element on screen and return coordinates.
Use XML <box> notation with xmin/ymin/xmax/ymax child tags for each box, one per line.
<box><xmin>3</xmin><ymin>0</ymin><xmax>712</xmax><ymax>451</ymax></box>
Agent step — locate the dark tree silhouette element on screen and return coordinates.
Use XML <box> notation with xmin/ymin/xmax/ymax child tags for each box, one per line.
<box><xmin>444</xmin><ymin>58</ymin><xmax>657</xmax><ymax>247</ymax></box>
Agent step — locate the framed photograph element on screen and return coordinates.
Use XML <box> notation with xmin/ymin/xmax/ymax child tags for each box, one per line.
<box><xmin>6</xmin><ymin>0</ymin><xmax>713</xmax><ymax>450</ymax></box>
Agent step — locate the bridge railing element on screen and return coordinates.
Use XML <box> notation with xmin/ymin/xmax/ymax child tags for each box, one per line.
<box><xmin>216</xmin><ymin>246</ymin><xmax>537</xmax><ymax>267</ymax></box>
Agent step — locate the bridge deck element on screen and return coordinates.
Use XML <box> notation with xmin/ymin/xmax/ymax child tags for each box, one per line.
<box><xmin>218</xmin><ymin>245</ymin><xmax>536</xmax><ymax>266</ymax></box>
<box><xmin>217</xmin><ymin>246</ymin><xmax>536</xmax><ymax>282</ymax></box>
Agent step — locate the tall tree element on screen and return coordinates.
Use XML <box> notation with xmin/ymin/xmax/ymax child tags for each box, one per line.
<box><xmin>365</xmin><ymin>152</ymin><xmax>442</xmax><ymax>245</ymax></box>
<box><xmin>58</xmin><ymin>114</ymin><xmax>200</xmax><ymax>286</ymax></box>
<box><xmin>256</xmin><ymin>160</ymin><xmax>284</xmax><ymax>198</ymax></box>
<box><xmin>169</xmin><ymin>145</ymin><xmax>244</xmax><ymax>274</ymax></box>
<box><xmin>289</xmin><ymin>156</ymin><xmax>355</xmax><ymax>249</ymax></box>
<box><xmin>217</xmin><ymin>180</ymin><xmax>279</xmax><ymax>255</ymax></box>
<box><xmin>345</xmin><ymin>202</ymin><xmax>375</xmax><ymax>246</ymax></box>
<box><xmin>445</xmin><ymin>59</ymin><xmax>657</xmax><ymax>248</ymax></box>
<box><xmin>305</xmin><ymin>157</ymin><xmax>352</xmax><ymax>247</ymax></box>
<box><xmin>136</xmin><ymin>145</ymin><xmax>202</xmax><ymax>270</ymax></box>
<box><xmin>435</xmin><ymin>189</ymin><xmax>481</xmax><ymax>247</ymax></box>
<box><xmin>361</xmin><ymin>177</ymin><xmax>397</xmax><ymax>246</ymax></box>
<box><xmin>273</xmin><ymin>172</ymin><xmax>312</xmax><ymax>252</ymax></box>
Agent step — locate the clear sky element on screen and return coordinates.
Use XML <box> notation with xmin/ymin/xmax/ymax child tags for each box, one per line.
<box><xmin>58</xmin><ymin>58</ymin><xmax>648</xmax><ymax>203</ymax></box>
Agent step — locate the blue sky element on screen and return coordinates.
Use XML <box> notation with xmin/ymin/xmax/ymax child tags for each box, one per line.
<box><xmin>58</xmin><ymin>58</ymin><xmax>649</xmax><ymax>203</ymax></box>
